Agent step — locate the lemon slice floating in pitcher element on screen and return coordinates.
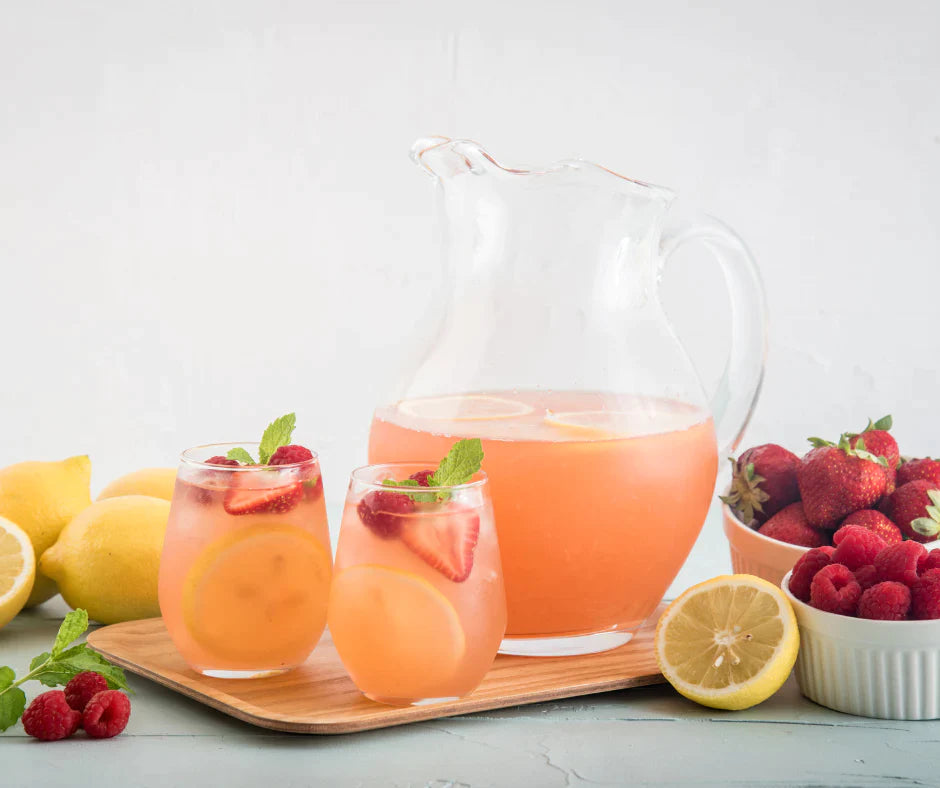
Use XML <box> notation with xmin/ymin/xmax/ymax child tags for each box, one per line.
<box><xmin>328</xmin><ymin>565</ymin><xmax>465</xmax><ymax>700</ymax></box>
<box><xmin>654</xmin><ymin>574</ymin><xmax>799</xmax><ymax>711</ymax></box>
<box><xmin>0</xmin><ymin>516</ymin><xmax>35</xmax><ymax>630</ymax></box>
<box><xmin>543</xmin><ymin>410</ymin><xmax>639</xmax><ymax>438</ymax></box>
<box><xmin>398</xmin><ymin>395</ymin><xmax>533</xmax><ymax>421</ymax></box>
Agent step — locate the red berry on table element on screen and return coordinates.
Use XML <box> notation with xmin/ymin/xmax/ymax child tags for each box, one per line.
<box><xmin>82</xmin><ymin>690</ymin><xmax>131</xmax><ymax>739</ymax></box>
<box><xmin>897</xmin><ymin>458</ymin><xmax>940</xmax><ymax>488</ymax></box>
<box><xmin>269</xmin><ymin>444</ymin><xmax>314</xmax><ymax>465</ymax></box>
<box><xmin>797</xmin><ymin>435</ymin><xmax>889</xmax><ymax>529</ymax></box>
<box><xmin>911</xmin><ymin>569</ymin><xmax>940</xmax><ymax>620</ymax></box>
<box><xmin>810</xmin><ymin>563</ymin><xmax>862</xmax><ymax>616</ymax></box>
<box><xmin>854</xmin><ymin>564</ymin><xmax>879</xmax><ymax>590</ymax></box>
<box><xmin>874</xmin><ymin>540</ymin><xmax>927</xmax><ymax>586</ymax></box>
<box><xmin>831</xmin><ymin>525</ymin><xmax>887</xmax><ymax>571</ymax></box>
<box><xmin>857</xmin><ymin>581</ymin><xmax>912</xmax><ymax>620</ymax></box>
<box><xmin>357</xmin><ymin>489</ymin><xmax>415</xmax><ymax>538</ymax></box>
<box><xmin>757</xmin><ymin>502</ymin><xmax>828</xmax><ymax>548</ymax></box>
<box><xmin>720</xmin><ymin>444</ymin><xmax>801</xmax><ymax>525</ymax></box>
<box><xmin>64</xmin><ymin>671</ymin><xmax>109</xmax><ymax>713</ymax></box>
<box><xmin>847</xmin><ymin>415</ymin><xmax>899</xmax><ymax>494</ymax></box>
<box><xmin>883</xmin><ymin>481</ymin><xmax>940</xmax><ymax>543</ymax></box>
<box><xmin>408</xmin><ymin>469</ymin><xmax>435</xmax><ymax>487</ymax></box>
<box><xmin>205</xmin><ymin>455</ymin><xmax>240</xmax><ymax>467</ymax></box>
<box><xmin>21</xmin><ymin>690</ymin><xmax>81</xmax><ymax>741</ymax></box>
<box><xmin>788</xmin><ymin>546</ymin><xmax>835</xmax><ymax>602</ymax></box>
<box><xmin>399</xmin><ymin>505</ymin><xmax>480</xmax><ymax>582</ymax></box>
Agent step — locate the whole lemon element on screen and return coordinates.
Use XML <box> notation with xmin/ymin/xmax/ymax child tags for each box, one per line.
<box><xmin>98</xmin><ymin>468</ymin><xmax>177</xmax><ymax>502</ymax></box>
<box><xmin>0</xmin><ymin>455</ymin><xmax>92</xmax><ymax>607</ymax></box>
<box><xmin>40</xmin><ymin>495</ymin><xmax>170</xmax><ymax>624</ymax></box>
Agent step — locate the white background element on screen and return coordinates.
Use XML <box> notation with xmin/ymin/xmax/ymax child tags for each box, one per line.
<box><xmin>2</xmin><ymin>0</ymin><xmax>938</xmax><ymax>592</ymax></box>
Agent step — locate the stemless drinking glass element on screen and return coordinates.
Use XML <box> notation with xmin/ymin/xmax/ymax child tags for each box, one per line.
<box><xmin>328</xmin><ymin>463</ymin><xmax>506</xmax><ymax>705</ymax></box>
<box><xmin>158</xmin><ymin>443</ymin><xmax>332</xmax><ymax>678</ymax></box>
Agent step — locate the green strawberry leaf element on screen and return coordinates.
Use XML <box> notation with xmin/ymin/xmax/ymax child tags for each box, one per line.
<box><xmin>226</xmin><ymin>447</ymin><xmax>256</xmax><ymax>465</ymax></box>
<box><xmin>928</xmin><ymin>490</ymin><xmax>940</xmax><ymax>509</ymax></box>
<box><xmin>52</xmin><ymin>609</ymin><xmax>88</xmax><ymax>657</ymax></box>
<box><xmin>872</xmin><ymin>414</ymin><xmax>893</xmax><ymax>431</ymax></box>
<box><xmin>0</xmin><ymin>687</ymin><xmax>25</xmax><ymax>733</ymax></box>
<box><xmin>258</xmin><ymin>413</ymin><xmax>296</xmax><ymax>464</ymax></box>
<box><xmin>808</xmin><ymin>437</ymin><xmax>834</xmax><ymax>448</ymax></box>
<box><xmin>911</xmin><ymin>517</ymin><xmax>940</xmax><ymax>537</ymax></box>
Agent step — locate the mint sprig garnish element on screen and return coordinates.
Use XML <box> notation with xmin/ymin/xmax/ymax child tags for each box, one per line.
<box><xmin>0</xmin><ymin>609</ymin><xmax>131</xmax><ymax>733</ymax></box>
<box><xmin>226</xmin><ymin>412</ymin><xmax>297</xmax><ymax>465</ymax></box>
<box><xmin>383</xmin><ymin>438</ymin><xmax>484</xmax><ymax>502</ymax></box>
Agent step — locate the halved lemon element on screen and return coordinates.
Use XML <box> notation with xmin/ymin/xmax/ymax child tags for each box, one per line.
<box><xmin>654</xmin><ymin>574</ymin><xmax>799</xmax><ymax>711</ymax></box>
<box><xmin>183</xmin><ymin>524</ymin><xmax>331</xmax><ymax>662</ymax></box>
<box><xmin>398</xmin><ymin>395</ymin><xmax>533</xmax><ymax>421</ymax></box>
<box><xmin>328</xmin><ymin>565</ymin><xmax>465</xmax><ymax>699</ymax></box>
<box><xmin>0</xmin><ymin>516</ymin><xmax>36</xmax><ymax>630</ymax></box>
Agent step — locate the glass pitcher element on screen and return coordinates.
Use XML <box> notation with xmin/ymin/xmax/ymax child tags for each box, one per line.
<box><xmin>368</xmin><ymin>137</ymin><xmax>766</xmax><ymax>656</ymax></box>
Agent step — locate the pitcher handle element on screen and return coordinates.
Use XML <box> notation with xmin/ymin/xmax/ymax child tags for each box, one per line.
<box><xmin>660</xmin><ymin>216</ymin><xmax>768</xmax><ymax>459</ymax></box>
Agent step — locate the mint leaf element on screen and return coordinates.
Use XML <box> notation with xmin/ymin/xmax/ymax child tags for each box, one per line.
<box><xmin>0</xmin><ymin>667</ymin><xmax>14</xmax><ymax>690</ymax></box>
<box><xmin>226</xmin><ymin>447</ymin><xmax>256</xmax><ymax>465</ymax></box>
<box><xmin>383</xmin><ymin>478</ymin><xmax>421</xmax><ymax>488</ymax></box>
<box><xmin>258</xmin><ymin>413</ymin><xmax>296</xmax><ymax>464</ymax></box>
<box><xmin>0</xmin><ymin>687</ymin><xmax>25</xmax><ymax>733</ymax></box>
<box><xmin>54</xmin><ymin>645</ymin><xmax>131</xmax><ymax>692</ymax></box>
<box><xmin>429</xmin><ymin>438</ymin><xmax>484</xmax><ymax>488</ymax></box>
<box><xmin>53</xmin><ymin>609</ymin><xmax>88</xmax><ymax>656</ymax></box>
<box><xmin>382</xmin><ymin>477</ymin><xmax>437</xmax><ymax>503</ymax></box>
<box><xmin>28</xmin><ymin>653</ymin><xmax>75</xmax><ymax>688</ymax></box>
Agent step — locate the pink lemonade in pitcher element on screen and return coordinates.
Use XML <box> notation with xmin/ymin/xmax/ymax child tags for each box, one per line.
<box><xmin>369</xmin><ymin>391</ymin><xmax>718</xmax><ymax>650</ymax></box>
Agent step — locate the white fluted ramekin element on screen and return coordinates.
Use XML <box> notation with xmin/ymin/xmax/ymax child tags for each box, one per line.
<box><xmin>722</xmin><ymin>503</ymin><xmax>809</xmax><ymax>587</ymax></box>
<box><xmin>782</xmin><ymin>569</ymin><xmax>940</xmax><ymax>720</ymax></box>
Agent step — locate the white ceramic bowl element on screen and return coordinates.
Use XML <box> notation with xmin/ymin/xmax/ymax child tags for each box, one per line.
<box><xmin>782</xmin><ymin>569</ymin><xmax>940</xmax><ymax>720</ymax></box>
<box><xmin>722</xmin><ymin>503</ymin><xmax>809</xmax><ymax>587</ymax></box>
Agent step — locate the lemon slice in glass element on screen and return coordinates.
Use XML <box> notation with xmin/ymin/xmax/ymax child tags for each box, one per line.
<box><xmin>543</xmin><ymin>410</ymin><xmax>639</xmax><ymax>438</ymax></box>
<box><xmin>328</xmin><ymin>565</ymin><xmax>466</xmax><ymax>700</ymax></box>
<box><xmin>398</xmin><ymin>395</ymin><xmax>533</xmax><ymax>421</ymax></box>
<box><xmin>0</xmin><ymin>516</ymin><xmax>36</xmax><ymax>630</ymax></box>
<box><xmin>654</xmin><ymin>574</ymin><xmax>799</xmax><ymax>710</ymax></box>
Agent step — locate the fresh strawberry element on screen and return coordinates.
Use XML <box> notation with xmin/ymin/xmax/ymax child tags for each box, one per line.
<box><xmin>897</xmin><ymin>458</ymin><xmax>940</xmax><ymax>488</ymax></box>
<box><xmin>223</xmin><ymin>479</ymin><xmax>303</xmax><ymax>515</ymax></box>
<box><xmin>797</xmin><ymin>434</ymin><xmax>889</xmax><ymax>529</ymax></box>
<box><xmin>839</xmin><ymin>509</ymin><xmax>903</xmax><ymax>545</ymax></box>
<box><xmin>399</xmin><ymin>505</ymin><xmax>480</xmax><ymax>582</ymax></box>
<box><xmin>720</xmin><ymin>444</ymin><xmax>800</xmax><ymax>525</ymax></box>
<box><xmin>757</xmin><ymin>502</ymin><xmax>828</xmax><ymax>547</ymax></box>
<box><xmin>847</xmin><ymin>416</ymin><xmax>899</xmax><ymax>494</ymax></box>
<box><xmin>884</xmin><ymin>480</ymin><xmax>940</xmax><ymax>543</ymax></box>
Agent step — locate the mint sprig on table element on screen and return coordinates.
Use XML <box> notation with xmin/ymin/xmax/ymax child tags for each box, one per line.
<box><xmin>383</xmin><ymin>438</ymin><xmax>484</xmax><ymax>502</ymax></box>
<box><xmin>0</xmin><ymin>609</ymin><xmax>130</xmax><ymax>733</ymax></box>
<box><xmin>226</xmin><ymin>413</ymin><xmax>297</xmax><ymax>465</ymax></box>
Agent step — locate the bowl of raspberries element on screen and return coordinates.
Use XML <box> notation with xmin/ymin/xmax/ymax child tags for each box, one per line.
<box><xmin>721</xmin><ymin>415</ymin><xmax>940</xmax><ymax>587</ymax></box>
<box><xmin>781</xmin><ymin>530</ymin><xmax>940</xmax><ymax>720</ymax></box>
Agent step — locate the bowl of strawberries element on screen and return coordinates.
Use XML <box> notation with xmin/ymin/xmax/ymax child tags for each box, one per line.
<box><xmin>781</xmin><ymin>529</ymin><xmax>940</xmax><ymax>719</ymax></box>
<box><xmin>721</xmin><ymin>415</ymin><xmax>940</xmax><ymax>587</ymax></box>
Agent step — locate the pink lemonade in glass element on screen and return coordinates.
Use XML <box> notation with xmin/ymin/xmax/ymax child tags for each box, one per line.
<box><xmin>328</xmin><ymin>461</ymin><xmax>506</xmax><ymax>704</ymax></box>
<box><xmin>369</xmin><ymin>391</ymin><xmax>718</xmax><ymax>653</ymax></box>
<box><xmin>159</xmin><ymin>442</ymin><xmax>332</xmax><ymax>677</ymax></box>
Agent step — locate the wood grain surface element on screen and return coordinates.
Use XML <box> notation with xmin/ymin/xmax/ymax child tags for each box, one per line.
<box><xmin>87</xmin><ymin>605</ymin><xmax>667</xmax><ymax>734</ymax></box>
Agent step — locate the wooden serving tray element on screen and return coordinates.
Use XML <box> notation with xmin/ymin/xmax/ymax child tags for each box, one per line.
<box><xmin>87</xmin><ymin>604</ymin><xmax>666</xmax><ymax>734</ymax></box>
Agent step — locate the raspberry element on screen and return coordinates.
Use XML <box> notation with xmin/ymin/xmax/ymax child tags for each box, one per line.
<box><xmin>810</xmin><ymin>563</ymin><xmax>862</xmax><ymax>616</ymax></box>
<box><xmin>64</xmin><ymin>671</ymin><xmax>109</xmax><ymax>713</ymax></box>
<box><xmin>408</xmin><ymin>469</ymin><xmax>435</xmax><ymax>487</ymax></box>
<box><xmin>758</xmin><ymin>502</ymin><xmax>828</xmax><ymax>547</ymax></box>
<box><xmin>205</xmin><ymin>455</ymin><xmax>240</xmax><ymax>466</ymax></box>
<box><xmin>919</xmin><ymin>550</ymin><xmax>940</xmax><ymax>576</ymax></box>
<box><xmin>831</xmin><ymin>526</ymin><xmax>887</xmax><ymax>571</ymax></box>
<box><xmin>858</xmin><ymin>581</ymin><xmax>911</xmax><ymax>620</ymax></box>
<box><xmin>21</xmin><ymin>690</ymin><xmax>81</xmax><ymax>741</ymax></box>
<box><xmin>854</xmin><ymin>564</ymin><xmax>879</xmax><ymax>590</ymax></box>
<box><xmin>82</xmin><ymin>690</ymin><xmax>131</xmax><ymax>739</ymax></box>
<box><xmin>788</xmin><ymin>546</ymin><xmax>835</xmax><ymax>602</ymax></box>
<box><xmin>269</xmin><ymin>445</ymin><xmax>314</xmax><ymax>465</ymax></box>
<box><xmin>357</xmin><ymin>490</ymin><xmax>414</xmax><ymax>538</ymax></box>
<box><xmin>840</xmin><ymin>510</ymin><xmax>903</xmax><ymax>545</ymax></box>
<box><xmin>875</xmin><ymin>540</ymin><xmax>927</xmax><ymax>586</ymax></box>
<box><xmin>911</xmin><ymin>569</ymin><xmax>940</xmax><ymax>620</ymax></box>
